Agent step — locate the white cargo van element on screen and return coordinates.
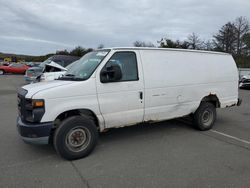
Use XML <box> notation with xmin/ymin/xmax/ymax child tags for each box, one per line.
<box><xmin>17</xmin><ymin>47</ymin><xmax>241</xmax><ymax>160</ymax></box>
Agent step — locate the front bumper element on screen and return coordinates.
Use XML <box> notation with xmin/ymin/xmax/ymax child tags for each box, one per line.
<box><xmin>17</xmin><ymin>116</ymin><xmax>53</xmax><ymax>145</ymax></box>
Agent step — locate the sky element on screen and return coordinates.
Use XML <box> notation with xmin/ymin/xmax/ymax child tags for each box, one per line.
<box><xmin>0</xmin><ymin>0</ymin><xmax>249</xmax><ymax>55</ymax></box>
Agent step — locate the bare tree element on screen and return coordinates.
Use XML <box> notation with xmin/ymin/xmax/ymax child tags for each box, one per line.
<box><xmin>187</xmin><ymin>33</ymin><xmax>202</xmax><ymax>49</ymax></box>
<box><xmin>234</xmin><ymin>16</ymin><xmax>249</xmax><ymax>55</ymax></box>
<box><xmin>157</xmin><ymin>38</ymin><xmax>189</xmax><ymax>49</ymax></box>
<box><xmin>202</xmin><ymin>40</ymin><xmax>214</xmax><ymax>51</ymax></box>
<box><xmin>133</xmin><ymin>41</ymin><xmax>155</xmax><ymax>47</ymax></box>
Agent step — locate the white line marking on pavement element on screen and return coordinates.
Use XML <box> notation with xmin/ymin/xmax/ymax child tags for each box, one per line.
<box><xmin>210</xmin><ymin>129</ymin><xmax>250</xmax><ymax>145</ymax></box>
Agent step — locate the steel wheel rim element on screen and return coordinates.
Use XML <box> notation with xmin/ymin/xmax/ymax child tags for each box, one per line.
<box><xmin>202</xmin><ymin>109</ymin><xmax>213</xmax><ymax>127</ymax></box>
<box><xmin>65</xmin><ymin>127</ymin><xmax>91</xmax><ymax>152</ymax></box>
<box><xmin>0</xmin><ymin>70</ymin><xmax>3</xmax><ymax>75</ymax></box>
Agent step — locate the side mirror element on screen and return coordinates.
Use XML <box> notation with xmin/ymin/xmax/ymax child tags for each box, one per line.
<box><xmin>100</xmin><ymin>64</ymin><xmax>122</xmax><ymax>83</ymax></box>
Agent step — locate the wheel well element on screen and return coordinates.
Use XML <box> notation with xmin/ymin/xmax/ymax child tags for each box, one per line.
<box><xmin>201</xmin><ymin>94</ymin><xmax>220</xmax><ymax>108</ymax></box>
<box><xmin>54</xmin><ymin>109</ymin><xmax>99</xmax><ymax>129</ymax></box>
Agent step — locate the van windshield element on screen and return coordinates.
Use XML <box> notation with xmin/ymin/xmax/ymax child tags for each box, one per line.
<box><xmin>57</xmin><ymin>50</ymin><xmax>109</xmax><ymax>81</ymax></box>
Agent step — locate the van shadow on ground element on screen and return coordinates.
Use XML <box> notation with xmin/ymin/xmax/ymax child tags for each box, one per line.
<box><xmin>20</xmin><ymin>117</ymin><xmax>196</xmax><ymax>160</ymax></box>
<box><xmin>99</xmin><ymin>117</ymin><xmax>195</xmax><ymax>143</ymax></box>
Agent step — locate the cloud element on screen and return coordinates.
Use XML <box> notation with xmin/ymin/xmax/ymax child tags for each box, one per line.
<box><xmin>0</xmin><ymin>36</ymin><xmax>73</xmax><ymax>47</ymax></box>
<box><xmin>0</xmin><ymin>0</ymin><xmax>249</xmax><ymax>55</ymax></box>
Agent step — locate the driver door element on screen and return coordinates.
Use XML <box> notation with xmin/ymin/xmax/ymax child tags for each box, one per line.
<box><xmin>96</xmin><ymin>51</ymin><xmax>144</xmax><ymax>128</ymax></box>
<box><xmin>10</xmin><ymin>64</ymin><xmax>21</xmax><ymax>73</ymax></box>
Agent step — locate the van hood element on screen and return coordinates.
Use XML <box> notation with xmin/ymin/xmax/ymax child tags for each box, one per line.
<box><xmin>22</xmin><ymin>80</ymin><xmax>74</xmax><ymax>98</ymax></box>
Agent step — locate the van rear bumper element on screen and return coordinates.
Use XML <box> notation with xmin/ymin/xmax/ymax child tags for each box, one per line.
<box><xmin>17</xmin><ymin>116</ymin><xmax>53</xmax><ymax>145</ymax></box>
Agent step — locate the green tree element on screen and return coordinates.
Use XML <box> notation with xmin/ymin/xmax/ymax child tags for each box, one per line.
<box><xmin>213</xmin><ymin>22</ymin><xmax>237</xmax><ymax>54</ymax></box>
<box><xmin>70</xmin><ymin>46</ymin><xmax>93</xmax><ymax>57</ymax></box>
<box><xmin>242</xmin><ymin>33</ymin><xmax>250</xmax><ymax>50</ymax></box>
<box><xmin>97</xmin><ymin>44</ymin><xmax>104</xmax><ymax>49</ymax></box>
<box><xmin>56</xmin><ymin>49</ymin><xmax>70</xmax><ymax>55</ymax></box>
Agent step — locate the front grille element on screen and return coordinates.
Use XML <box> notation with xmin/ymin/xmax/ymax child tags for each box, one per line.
<box><xmin>17</xmin><ymin>88</ymin><xmax>32</xmax><ymax>122</ymax></box>
<box><xmin>17</xmin><ymin>88</ymin><xmax>45</xmax><ymax>123</ymax></box>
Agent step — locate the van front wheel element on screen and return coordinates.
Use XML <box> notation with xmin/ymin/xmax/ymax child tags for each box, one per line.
<box><xmin>193</xmin><ymin>102</ymin><xmax>216</xmax><ymax>131</ymax></box>
<box><xmin>53</xmin><ymin>116</ymin><xmax>98</xmax><ymax>160</ymax></box>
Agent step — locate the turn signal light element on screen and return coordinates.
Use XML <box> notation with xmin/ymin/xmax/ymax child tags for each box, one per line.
<box><xmin>32</xmin><ymin>100</ymin><xmax>44</xmax><ymax>108</ymax></box>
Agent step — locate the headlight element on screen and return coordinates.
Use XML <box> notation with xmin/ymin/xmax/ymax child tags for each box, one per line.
<box><xmin>41</xmin><ymin>74</ymin><xmax>45</xmax><ymax>81</ymax></box>
<box><xmin>23</xmin><ymin>99</ymin><xmax>45</xmax><ymax>123</ymax></box>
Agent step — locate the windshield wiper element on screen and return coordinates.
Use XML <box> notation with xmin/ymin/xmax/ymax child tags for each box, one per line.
<box><xmin>57</xmin><ymin>73</ymin><xmax>76</xmax><ymax>79</ymax></box>
<box><xmin>57</xmin><ymin>74</ymin><xmax>85</xmax><ymax>81</ymax></box>
<box><xmin>64</xmin><ymin>74</ymin><xmax>76</xmax><ymax>77</ymax></box>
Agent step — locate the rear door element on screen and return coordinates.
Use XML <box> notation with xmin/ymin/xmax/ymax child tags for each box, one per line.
<box><xmin>10</xmin><ymin>64</ymin><xmax>24</xmax><ymax>73</ymax></box>
<box><xmin>96</xmin><ymin>50</ymin><xmax>144</xmax><ymax>128</ymax></box>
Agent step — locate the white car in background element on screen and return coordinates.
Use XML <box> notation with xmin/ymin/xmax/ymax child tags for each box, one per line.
<box><xmin>39</xmin><ymin>60</ymin><xmax>79</xmax><ymax>82</ymax></box>
<box><xmin>239</xmin><ymin>74</ymin><xmax>250</xmax><ymax>89</ymax></box>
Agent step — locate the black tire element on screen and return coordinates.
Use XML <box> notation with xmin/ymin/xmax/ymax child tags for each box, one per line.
<box><xmin>53</xmin><ymin>115</ymin><xmax>98</xmax><ymax>160</ymax></box>
<box><xmin>193</xmin><ymin>102</ymin><xmax>216</xmax><ymax>131</ymax></box>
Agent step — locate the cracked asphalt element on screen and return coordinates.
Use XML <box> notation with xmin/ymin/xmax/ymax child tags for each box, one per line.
<box><xmin>0</xmin><ymin>75</ymin><xmax>250</xmax><ymax>188</ymax></box>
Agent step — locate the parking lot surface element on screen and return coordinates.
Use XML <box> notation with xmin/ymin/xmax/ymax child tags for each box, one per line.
<box><xmin>0</xmin><ymin>75</ymin><xmax>250</xmax><ymax>188</ymax></box>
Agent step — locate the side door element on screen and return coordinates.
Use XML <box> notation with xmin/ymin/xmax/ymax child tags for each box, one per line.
<box><xmin>9</xmin><ymin>64</ymin><xmax>19</xmax><ymax>73</ymax></box>
<box><xmin>17</xmin><ymin>64</ymin><xmax>25</xmax><ymax>74</ymax></box>
<box><xmin>19</xmin><ymin>65</ymin><xmax>27</xmax><ymax>74</ymax></box>
<box><xmin>96</xmin><ymin>51</ymin><xmax>144</xmax><ymax>128</ymax></box>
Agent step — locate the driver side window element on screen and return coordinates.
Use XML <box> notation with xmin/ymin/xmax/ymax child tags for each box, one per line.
<box><xmin>104</xmin><ymin>52</ymin><xmax>138</xmax><ymax>81</ymax></box>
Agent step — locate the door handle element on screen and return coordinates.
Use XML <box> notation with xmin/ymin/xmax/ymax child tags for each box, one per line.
<box><xmin>139</xmin><ymin>91</ymin><xmax>143</xmax><ymax>100</ymax></box>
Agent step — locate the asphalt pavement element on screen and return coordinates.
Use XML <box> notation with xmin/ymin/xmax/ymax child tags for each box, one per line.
<box><xmin>0</xmin><ymin>75</ymin><xmax>249</xmax><ymax>188</ymax></box>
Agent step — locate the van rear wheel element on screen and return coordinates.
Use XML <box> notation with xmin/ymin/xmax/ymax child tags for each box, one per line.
<box><xmin>193</xmin><ymin>102</ymin><xmax>216</xmax><ymax>131</ymax></box>
<box><xmin>53</xmin><ymin>115</ymin><xmax>98</xmax><ymax>160</ymax></box>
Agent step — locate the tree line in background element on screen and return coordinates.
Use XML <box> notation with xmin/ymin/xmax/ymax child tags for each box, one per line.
<box><xmin>0</xmin><ymin>46</ymin><xmax>99</xmax><ymax>63</ymax></box>
<box><xmin>1</xmin><ymin>16</ymin><xmax>249</xmax><ymax>67</ymax></box>
<box><xmin>55</xmin><ymin>46</ymin><xmax>93</xmax><ymax>56</ymax></box>
<box><xmin>26</xmin><ymin>44</ymin><xmax>105</xmax><ymax>61</ymax></box>
<box><xmin>134</xmin><ymin>16</ymin><xmax>250</xmax><ymax>68</ymax></box>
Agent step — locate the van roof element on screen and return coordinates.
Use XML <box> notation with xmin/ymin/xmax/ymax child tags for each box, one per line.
<box><xmin>102</xmin><ymin>47</ymin><xmax>230</xmax><ymax>56</ymax></box>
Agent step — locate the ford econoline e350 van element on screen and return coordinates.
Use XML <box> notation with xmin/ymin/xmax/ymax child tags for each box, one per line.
<box><xmin>17</xmin><ymin>47</ymin><xmax>241</xmax><ymax>160</ymax></box>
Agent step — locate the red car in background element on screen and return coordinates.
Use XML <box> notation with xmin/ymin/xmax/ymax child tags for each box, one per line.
<box><xmin>0</xmin><ymin>63</ymin><xmax>30</xmax><ymax>75</ymax></box>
